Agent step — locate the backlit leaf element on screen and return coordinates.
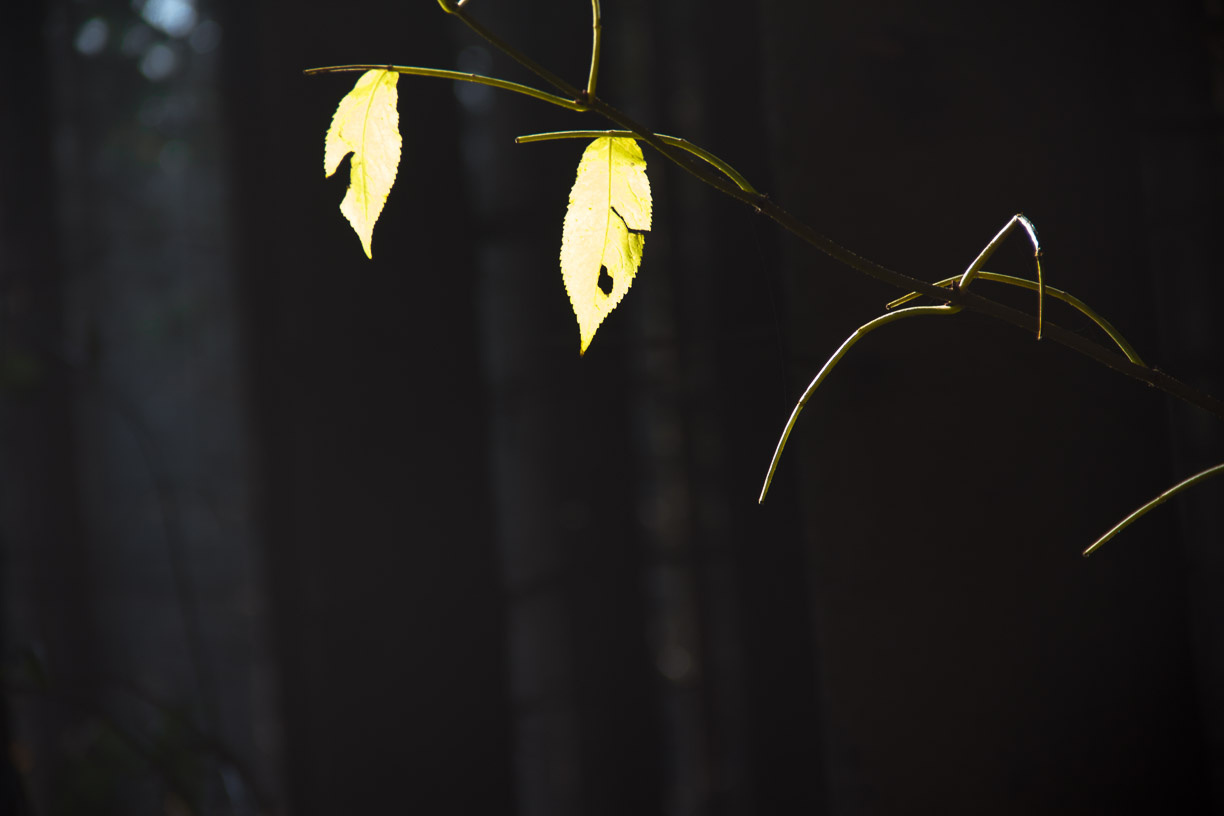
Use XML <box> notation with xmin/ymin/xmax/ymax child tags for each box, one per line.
<box><xmin>324</xmin><ymin>69</ymin><xmax>401</xmax><ymax>258</ymax></box>
<box><xmin>560</xmin><ymin>137</ymin><xmax>652</xmax><ymax>354</ymax></box>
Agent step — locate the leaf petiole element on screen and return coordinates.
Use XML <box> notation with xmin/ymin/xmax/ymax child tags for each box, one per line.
<box><xmin>517</xmin><ymin>130</ymin><xmax>758</xmax><ymax>194</ymax></box>
<box><xmin>304</xmin><ymin>64</ymin><xmax>585</xmax><ymax>112</ymax></box>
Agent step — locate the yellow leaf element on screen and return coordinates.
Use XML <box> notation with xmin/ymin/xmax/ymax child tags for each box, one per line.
<box><xmin>324</xmin><ymin>69</ymin><xmax>401</xmax><ymax>259</ymax></box>
<box><xmin>560</xmin><ymin>137</ymin><xmax>652</xmax><ymax>354</ymax></box>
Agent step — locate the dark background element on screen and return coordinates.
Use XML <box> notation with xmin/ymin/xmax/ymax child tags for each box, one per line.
<box><xmin>3</xmin><ymin>0</ymin><xmax>1223</xmax><ymax>814</ymax></box>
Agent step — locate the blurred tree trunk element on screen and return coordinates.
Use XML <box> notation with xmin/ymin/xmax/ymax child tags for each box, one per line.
<box><xmin>224</xmin><ymin>1</ymin><xmax>515</xmax><ymax>813</ymax></box>
<box><xmin>1</xmin><ymin>2</ymin><xmax>95</xmax><ymax>812</ymax></box>
<box><xmin>1134</xmin><ymin>1</ymin><xmax>1224</xmax><ymax>804</ymax></box>
<box><xmin>452</xmin><ymin>1</ymin><xmax>824</xmax><ymax>814</ymax></box>
<box><xmin>5</xmin><ymin>0</ymin><xmax>278</xmax><ymax>812</ymax></box>
<box><xmin>449</xmin><ymin>2</ymin><xmax>663</xmax><ymax>813</ymax></box>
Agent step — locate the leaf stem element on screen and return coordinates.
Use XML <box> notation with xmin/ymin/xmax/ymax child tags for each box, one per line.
<box><xmin>1083</xmin><ymin>461</ymin><xmax>1224</xmax><ymax>556</ymax></box>
<box><xmin>588</xmin><ymin>0</ymin><xmax>602</xmax><ymax>98</ymax></box>
<box><xmin>516</xmin><ymin>130</ymin><xmax>758</xmax><ymax>194</ymax></box>
<box><xmin>303</xmin><ymin>64</ymin><xmax>585</xmax><ymax>112</ymax></box>
<box><xmin>759</xmin><ymin>305</ymin><xmax>962</xmax><ymax>502</ymax></box>
<box><xmin>886</xmin><ymin>271</ymin><xmax>1145</xmax><ymax>366</ymax></box>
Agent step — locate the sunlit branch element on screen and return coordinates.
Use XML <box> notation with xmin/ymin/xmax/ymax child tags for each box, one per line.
<box><xmin>1083</xmin><ymin>462</ymin><xmax>1224</xmax><ymax>556</ymax></box>
<box><xmin>588</xmin><ymin>0</ymin><xmax>602</xmax><ymax>98</ymax></box>
<box><xmin>759</xmin><ymin>305</ymin><xmax>962</xmax><ymax>502</ymax></box>
<box><xmin>439</xmin><ymin>2</ymin><xmax>585</xmax><ymax>100</ymax></box>
<box><xmin>887</xmin><ymin>271</ymin><xmax>1145</xmax><ymax>366</ymax></box>
<box><xmin>956</xmin><ymin>215</ymin><xmax>1044</xmax><ymax>339</ymax></box>
<box><xmin>303</xmin><ymin>64</ymin><xmax>585</xmax><ymax>111</ymax></box>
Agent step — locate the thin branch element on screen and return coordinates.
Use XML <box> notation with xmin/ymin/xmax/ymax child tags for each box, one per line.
<box><xmin>440</xmin><ymin>2</ymin><xmax>585</xmax><ymax>100</ymax></box>
<box><xmin>516</xmin><ymin>129</ymin><xmax>758</xmax><ymax>193</ymax></box>
<box><xmin>887</xmin><ymin>271</ymin><xmax>1145</xmax><ymax>366</ymax></box>
<box><xmin>582</xmin><ymin>96</ymin><xmax>768</xmax><ymax>207</ymax></box>
<box><xmin>955</xmin><ymin>215</ymin><xmax>1044</xmax><ymax>339</ymax></box>
<box><xmin>588</xmin><ymin>0</ymin><xmax>602</xmax><ymax>98</ymax></box>
<box><xmin>577</xmin><ymin>90</ymin><xmax>1224</xmax><ymax>419</ymax></box>
<box><xmin>1083</xmin><ymin>462</ymin><xmax>1224</xmax><ymax>556</ymax></box>
<box><xmin>303</xmin><ymin>64</ymin><xmax>584</xmax><ymax>111</ymax></box>
<box><xmin>759</xmin><ymin>305</ymin><xmax>962</xmax><ymax>501</ymax></box>
<box><xmin>403</xmin><ymin>2</ymin><xmax>1224</xmax><ymax>423</ymax></box>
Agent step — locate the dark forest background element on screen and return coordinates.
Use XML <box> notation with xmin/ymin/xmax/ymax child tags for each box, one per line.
<box><xmin>3</xmin><ymin>0</ymin><xmax>1224</xmax><ymax>814</ymax></box>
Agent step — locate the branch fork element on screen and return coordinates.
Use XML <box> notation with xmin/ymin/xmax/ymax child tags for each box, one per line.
<box><xmin>307</xmin><ymin>0</ymin><xmax>1224</xmax><ymax>555</ymax></box>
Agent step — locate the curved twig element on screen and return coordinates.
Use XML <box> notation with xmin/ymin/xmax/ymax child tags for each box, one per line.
<box><xmin>1083</xmin><ymin>462</ymin><xmax>1224</xmax><ymax>556</ymax></box>
<box><xmin>955</xmin><ymin>215</ymin><xmax>1044</xmax><ymax>338</ymax></box>
<box><xmin>887</xmin><ymin>271</ymin><xmax>1145</xmax><ymax>366</ymax></box>
<box><xmin>759</xmin><ymin>305</ymin><xmax>962</xmax><ymax>502</ymax></box>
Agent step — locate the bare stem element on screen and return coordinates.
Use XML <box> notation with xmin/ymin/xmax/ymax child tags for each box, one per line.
<box><xmin>887</xmin><ymin>271</ymin><xmax>1145</xmax><ymax>366</ymax></box>
<box><xmin>446</xmin><ymin>3</ymin><xmax>584</xmax><ymax>100</ymax></box>
<box><xmin>759</xmin><ymin>305</ymin><xmax>962</xmax><ymax>502</ymax></box>
<box><xmin>1083</xmin><ymin>462</ymin><xmax>1224</xmax><ymax>556</ymax></box>
<box><xmin>588</xmin><ymin>0</ymin><xmax>602</xmax><ymax>98</ymax></box>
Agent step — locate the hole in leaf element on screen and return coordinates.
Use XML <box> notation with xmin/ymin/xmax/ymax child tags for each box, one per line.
<box><xmin>597</xmin><ymin>265</ymin><xmax>613</xmax><ymax>295</ymax></box>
